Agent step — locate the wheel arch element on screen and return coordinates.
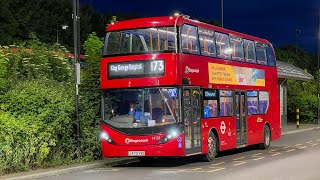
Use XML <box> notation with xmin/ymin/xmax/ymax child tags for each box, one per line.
<box><xmin>208</xmin><ymin>127</ymin><xmax>220</xmax><ymax>152</ymax></box>
<box><xmin>264</xmin><ymin>121</ymin><xmax>271</xmax><ymax>140</ymax></box>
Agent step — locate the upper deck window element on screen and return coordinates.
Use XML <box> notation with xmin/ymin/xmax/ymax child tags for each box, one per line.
<box><xmin>181</xmin><ymin>24</ymin><xmax>199</xmax><ymax>54</ymax></box>
<box><xmin>266</xmin><ymin>44</ymin><xmax>276</xmax><ymax>66</ymax></box>
<box><xmin>103</xmin><ymin>27</ymin><xmax>176</xmax><ymax>56</ymax></box>
<box><xmin>256</xmin><ymin>42</ymin><xmax>267</xmax><ymax>65</ymax></box>
<box><xmin>199</xmin><ymin>28</ymin><xmax>216</xmax><ymax>57</ymax></box>
<box><xmin>215</xmin><ymin>32</ymin><xmax>231</xmax><ymax>60</ymax></box>
<box><xmin>230</xmin><ymin>35</ymin><xmax>244</xmax><ymax>61</ymax></box>
<box><xmin>243</xmin><ymin>39</ymin><xmax>256</xmax><ymax>63</ymax></box>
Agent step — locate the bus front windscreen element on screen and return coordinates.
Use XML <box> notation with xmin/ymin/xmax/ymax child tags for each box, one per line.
<box><xmin>103</xmin><ymin>87</ymin><xmax>180</xmax><ymax>128</ymax></box>
<box><xmin>103</xmin><ymin>27</ymin><xmax>176</xmax><ymax>56</ymax></box>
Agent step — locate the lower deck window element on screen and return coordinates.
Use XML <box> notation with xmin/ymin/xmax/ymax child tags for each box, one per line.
<box><xmin>220</xmin><ymin>97</ymin><xmax>233</xmax><ymax>116</ymax></box>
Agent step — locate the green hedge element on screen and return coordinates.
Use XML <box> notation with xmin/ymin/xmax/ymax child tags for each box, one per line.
<box><xmin>0</xmin><ymin>79</ymin><xmax>75</xmax><ymax>175</ymax></box>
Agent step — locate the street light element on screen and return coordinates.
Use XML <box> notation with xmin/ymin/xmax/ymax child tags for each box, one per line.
<box><xmin>317</xmin><ymin>8</ymin><xmax>320</xmax><ymax>125</ymax></box>
<box><xmin>56</xmin><ymin>25</ymin><xmax>69</xmax><ymax>44</ymax></box>
<box><xmin>73</xmin><ymin>0</ymin><xmax>81</xmax><ymax>158</ymax></box>
<box><xmin>221</xmin><ymin>0</ymin><xmax>224</xmax><ymax>28</ymax></box>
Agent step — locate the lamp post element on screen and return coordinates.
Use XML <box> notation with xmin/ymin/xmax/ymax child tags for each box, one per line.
<box><xmin>317</xmin><ymin>8</ymin><xmax>320</xmax><ymax>125</ymax></box>
<box><xmin>56</xmin><ymin>25</ymin><xmax>69</xmax><ymax>44</ymax></box>
<box><xmin>73</xmin><ymin>0</ymin><xmax>81</xmax><ymax>158</ymax></box>
<box><xmin>221</xmin><ymin>0</ymin><xmax>224</xmax><ymax>28</ymax></box>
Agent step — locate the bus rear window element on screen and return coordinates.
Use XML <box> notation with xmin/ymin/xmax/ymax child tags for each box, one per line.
<box><xmin>103</xmin><ymin>27</ymin><xmax>176</xmax><ymax>56</ymax></box>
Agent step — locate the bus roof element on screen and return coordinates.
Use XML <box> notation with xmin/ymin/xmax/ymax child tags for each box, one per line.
<box><xmin>106</xmin><ymin>16</ymin><xmax>270</xmax><ymax>44</ymax></box>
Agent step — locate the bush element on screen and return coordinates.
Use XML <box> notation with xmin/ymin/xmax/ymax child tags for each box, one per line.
<box><xmin>0</xmin><ymin>79</ymin><xmax>75</xmax><ymax>174</ymax></box>
<box><xmin>287</xmin><ymin>79</ymin><xmax>318</xmax><ymax>124</ymax></box>
<box><xmin>79</xmin><ymin>32</ymin><xmax>103</xmax><ymax>161</ymax></box>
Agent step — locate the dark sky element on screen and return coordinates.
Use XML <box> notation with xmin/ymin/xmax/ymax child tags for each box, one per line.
<box><xmin>81</xmin><ymin>0</ymin><xmax>320</xmax><ymax>53</ymax></box>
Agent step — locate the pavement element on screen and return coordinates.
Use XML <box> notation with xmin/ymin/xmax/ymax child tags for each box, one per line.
<box><xmin>282</xmin><ymin>123</ymin><xmax>320</xmax><ymax>135</ymax></box>
<box><xmin>1</xmin><ymin>123</ymin><xmax>320</xmax><ymax>180</ymax></box>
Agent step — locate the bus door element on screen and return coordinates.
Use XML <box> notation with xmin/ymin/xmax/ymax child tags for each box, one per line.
<box><xmin>183</xmin><ymin>87</ymin><xmax>201</xmax><ymax>155</ymax></box>
<box><xmin>235</xmin><ymin>91</ymin><xmax>247</xmax><ymax>146</ymax></box>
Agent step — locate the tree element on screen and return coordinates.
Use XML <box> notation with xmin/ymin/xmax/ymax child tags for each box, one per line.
<box><xmin>0</xmin><ymin>0</ymin><xmax>18</xmax><ymax>45</ymax></box>
<box><xmin>276</xmin><ymin>46</ymin><xmax>318</xmax><ymax>124</ymax></box>
<box><xmin>79</xmin><ymin>32</ymin><xmax>103</xmax><ymax>160</ymax></box>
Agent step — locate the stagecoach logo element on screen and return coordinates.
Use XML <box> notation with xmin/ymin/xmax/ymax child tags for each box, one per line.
<box><xmin>125</xmin><ymin>138</ymin><xmax>149</xmax><ymax>144</ymax></box>
<box><xmin>184</xmin><ymin>66</ymin><xmax>200</xmax><ymax>74</ymax></box>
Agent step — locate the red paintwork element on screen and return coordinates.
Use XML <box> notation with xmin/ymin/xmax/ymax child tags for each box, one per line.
<box><xmin>101</xmin><ymin>16</ymin><xmax>281</xmax><ymax>157</ymax></box>
<box><xmin>101</xmin><ymin>124</ymin><xmax>185</xmax><ymax>157</ymax></box>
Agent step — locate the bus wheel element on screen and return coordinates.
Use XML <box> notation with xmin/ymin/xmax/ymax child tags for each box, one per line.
<box><xmin>259</xmin><ymin>125</ymin><xmax>271</xmax><ymax>149</ymax></box>
<box><xmin>202</xmin><ymin>132</ymin><xmax>217</xmax><ymax>162</ymax></box>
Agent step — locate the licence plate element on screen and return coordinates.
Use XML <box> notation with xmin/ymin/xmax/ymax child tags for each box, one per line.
<box><xmin>128</xmin><ymin>151</ymin><xmax>145</xmax><ymax>156</ymax></box>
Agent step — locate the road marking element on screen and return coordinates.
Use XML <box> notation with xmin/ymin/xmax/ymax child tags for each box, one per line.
<box><xmin>286</xmin><ymin>149</ymin><xmax>295</xmax><ymax>152</ymax></box>
<box><xmin>306</xmin><ymin>141</ymin><xmax>318</xmax><ymax>146</ymax></box>
<box><xmin>282</xmin><ymin>146</ymin><xmax>291</xmax><ymax>149</ymax></box>
<box><xmin>208</xmin><ymin>167</ymin><xmax>225</xmax><ymax>172</ymax></box>
<box><xmin>233</xmin><ymin>161</ymin><xmax>246</xmax><ymax>166</ymax></box>
<box><xmin>233</xmin><ymin>157</ymin><xmax>245</xmax><ymax>160</ymax></box>
<box><xmin>252</xmin><ymin>153</ymin><xmax>265</xmax><ymax>160</ymax></box>
<box><xmin>297</xmin><ymin>146</ymin><xmax>307</xmax><ymax>149</ymax></box>
<box><xmin>316</xmin><ymin>139</ymin><xmax>320</xmax><ymax>142</ymax></box>
<box><xmin>190</xmin><ymin>168</ymin><xmax>202</xmax><ymax>171</ymax></box>
<box><xmin>271</xmin><ymin>152</ymin><xmax>281</xmax><ymax>156</ymax></box>
<box><xmin>295</xmin><ymin>144</ymin><xmax>303</xmax><ymax>146</ymax></box>
<box><xmin>268</xmin><ymin>151</ymin><xmax>281</xmax><ymax>156</ymax></box>
<box><xmin>269</xmin><ymin>149</ymin><xmax>277</xmax><ymax>152</ymax></box>
<box><xmin>210</xmin><ymin>162</ymin><xmax>225</xmax><ymax>166</ymax></box>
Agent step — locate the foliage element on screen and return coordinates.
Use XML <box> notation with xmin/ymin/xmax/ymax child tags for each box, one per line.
<box><xmin>277</xmin><ymin>45</ymin><xmax>319</xmax><ymax>124</ymax></box>
<box><xmin>287</xmin><ymin>78</ymin><xmax>318</xmax><ymax>124</ymax></box>
<box><xmin>0</xmin><ymin>0</ymin><xmax>107</xmax><ymax>51</ymax></box>
<box><xmin>275</xmin><ymin>45</ymin><xmax>318</xmax><ymax>75</ymax></box>
<box><xmin>1</xmin><ymin>41</ymin><xmax>72</xmax><ymax>90</ymax></box>
<box><xmin>0</xmin><ymin>79</ymin><xmax>75</xmax><ymax>175</ymax></box>
<box><xmin>0</xmin><ymin>48</ymin><xmax>8</xmax><ymax>92</ymax></box>
<box><xmin>80</xmin><ymin>32</ymin><xmax>103</xmax><ymax>161</ymax></box>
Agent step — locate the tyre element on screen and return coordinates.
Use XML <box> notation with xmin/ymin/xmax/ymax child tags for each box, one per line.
<box><xmin>202</xmin><ymin>132</ymin><xmax>217</xmax><ymax>162</ymax></box>
<box><xmin>259</xmin><ymin>125</ymin><xmax>271</xmax><ymax>149</ymax></box>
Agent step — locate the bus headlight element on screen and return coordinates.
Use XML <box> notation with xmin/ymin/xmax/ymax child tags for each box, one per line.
<box><xmin>157</xmin><ymin>129</ymin><xmax>179</xmax><ymax>144</ymax></box>
<box><xmin>100</xmin><ymin>131</ymin><xmax>116</xmax><ymax>144</ymax></box>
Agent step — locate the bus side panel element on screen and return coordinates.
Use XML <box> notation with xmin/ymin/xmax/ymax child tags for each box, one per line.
<box><xmin>201</xmin><ymin>117</ymin><xmax>237</xmax><ymax>153</ymax></box>
<box><xmin>267</xmin><ymin>68</ymin><xmax>281</xmax><ymax>141</ymax></box>
<box><xmin>247</xmin><ymin>115</ymin><xmax>263</xmax><ymax>145</ymax></box>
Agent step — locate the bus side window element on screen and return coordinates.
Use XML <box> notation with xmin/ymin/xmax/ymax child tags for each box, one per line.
<box><xmin>181</xmin><ymin>24</ymin><xmax>199</xmax><ymax>54</ymax></box>
<box><xmin>247</xmin><ymin>91</ymin><xmax>259</xmax><ymax>115</ymax></box>
<box><xmin>230</xmin><ymin>35</ymin><xmax>244</xmax><ymax>61</ymax></box>
<box><xmin>203</xmin><ymin>89</ymin><xmax>219</xmax><ymax>118</ymax></box>
<box><xmin>199</xmin><ymin>28</ymin><xmax>216</xmax><ymax>57</ymax></box>
<box><xmin>266</xmin><ymin>44</ymin><xmax>276</xmax><ymax>66</ymax></box>
<box><xmin>215</xmin><ymin>32</ymin><xmax>231</xmax><ymax>60</ymax></box>
<box><xmin>219</xmin><ymin>90</ymin><xmax>233</xmax><ymax>116</ymax></box>
<box><xmin>256</xmin><ymin>43</ymin><xmax>267</xmax><ymax>65</ymax></box>
<box><xmin>243</xmin><ymin>39</ymin><xmax>256</xmax><ymax>63</ymax></box>
<box><xmin>259</xmin><ymin>91</ymin><xmax>269</xmax><ymax>114</ymax></box>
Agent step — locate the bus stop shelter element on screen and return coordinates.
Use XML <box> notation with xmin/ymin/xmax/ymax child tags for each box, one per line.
<box><xmin>277</xmin><ymin>60</ymin><xmax>314</xmax><ymax>126</ymax></box>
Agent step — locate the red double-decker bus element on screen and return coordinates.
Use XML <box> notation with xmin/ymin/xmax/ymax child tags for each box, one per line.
<box><xmin>100</xmin><ymin>15</ymin><xmax>280</xmax><ymax>161</ymax></box>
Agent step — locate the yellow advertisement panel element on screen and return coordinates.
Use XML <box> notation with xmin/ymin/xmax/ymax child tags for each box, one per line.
<box><xmin>208</xmin><ymin>63</ymin><xmax>265</xmax><ymax>87</ymax></box>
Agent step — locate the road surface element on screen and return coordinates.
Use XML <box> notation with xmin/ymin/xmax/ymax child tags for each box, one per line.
<box><xmin>42</xmin><ymin>129</ymin><xmax>320</xmax><ymax>180</ymax></box>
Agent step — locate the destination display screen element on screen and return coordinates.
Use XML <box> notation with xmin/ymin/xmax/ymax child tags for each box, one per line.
<box><xmin>203</xmin><ymin>90</ymin><xmax>217</xmax><ymax>100</ymax></box>
<box><xmin>108</xmin><ymin>60</ymin><xmax>165</xmax><ymax>79</ymax></box>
